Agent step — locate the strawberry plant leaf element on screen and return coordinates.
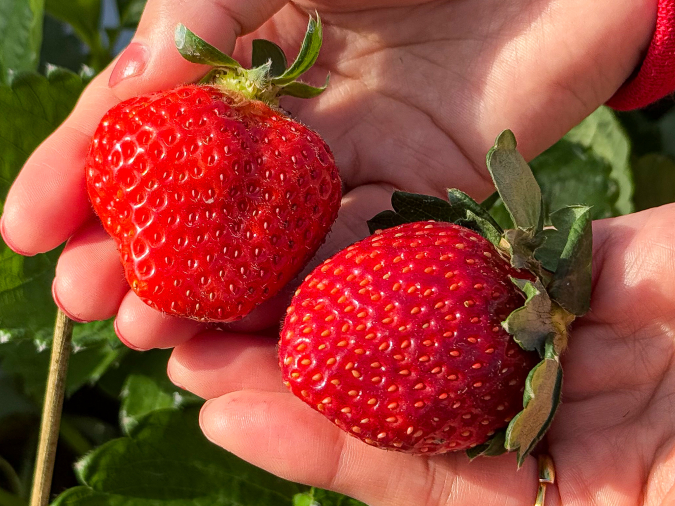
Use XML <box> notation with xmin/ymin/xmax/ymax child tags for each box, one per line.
<box><xmin>529</xmin><ymin>141</ymin><xmax>618</xmax><ymax>219</ymax></box>
<box><xmin>45</xmin><ymin>0</ymin><xmax>101</xmax><ymax>59</ymax></box>
<box><xmin>565</xmin><ymin>106</ymin><xmax>633</xmax><ymax>215</ymax></box>
<box><xmin>120</xmin><ymin>374</ymin><xmax>201</xmax><ymax>434</ymax></box>
<box><xmin>117</xmin><ymin>0</ymin><xmax>146</xmax><ymax>28</ymax></box>
<box><xmin>293</xmin><ymin>488</ymin><xmax>366</xmax><ymax>506</ymax></box>
<box><xmin>116</xmin><ymin>350</ymin><xmax>200</xmax><ymax>434</ymax></box>
<box><xmin>547</xmin><ymin>207</ymin><xmax>592</xmax><ymax>316</ymax></box>
<box><xmin>503</xmin><ymin>278</ymin><xmax>556</xmax><ymax>355</ymax></box>
<box><xmin>252</xmin><ymin>39</ymin><xmax>287</xmax><ymax>77</ymax></box>
<box><xmin>1</xmin><ymin>67</ymin><xmax>85</xmax><ymax>202</ymax></box>
<box><xmin>0</xmin><ymin>0</ymin><xmax>44</xmax><ymax>76</ymax></box>
<box><xmin>174</xmin><ymin>24</ymin><xmax>241</xmax><ymax>69</ymax></box>
<box><xmin>486</xmin><ymin>130</ymin><xmax>542</xmax><ymax>231</ymax></box>
<box><xmin>52</xmin><ymin>407</ymin><xmax>306</xmax><ymax>506</ymax></box>
<box><xmin>272</xmin><ymin>15</ymin><xmax>322</xmax><ymax>86</ymax></box>
<box><xmin>465</xmin><ymin>430</ymin><xmax>507</xmax><ymax>460</ymax></box>
<box><xmin>535</xmin><ymin>205</ymin><xmax>591</xmax><ymax>273</ymax></box>
<box><xmin>505</xmin><ymin>355</ymin><xmax>563</xmax><ymax>466</ymax></box>
<box><xmin>0</xmin><ymin>320</ymin><xmax>124</xmax><ymax>401</ymax></box>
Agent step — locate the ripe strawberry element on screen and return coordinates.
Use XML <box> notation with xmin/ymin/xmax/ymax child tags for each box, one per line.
<box><xmin>85</xmin><ymin>17</ymin><xmax>341</xmax><ymax>322</ymax></box>
<box><xmin>279</xmin><ymin>221</ymin><xmax>539</xmax><ymax>454</ymax></box>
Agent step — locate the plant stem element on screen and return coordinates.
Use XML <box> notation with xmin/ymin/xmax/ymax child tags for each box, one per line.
<box><xmin>29</xmin><ymin>310</ymin><xmax>73</xmax><ymax>506</ymax></box>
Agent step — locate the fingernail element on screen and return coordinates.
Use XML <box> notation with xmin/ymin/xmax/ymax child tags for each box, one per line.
<box><xmin>51</xmin><ymin>279</ymin><xmax>89</xmax><ymax>323</ymax></box>
<box><xmin>109</xmin><ymin>42</ymin><xmax>150</xmax><ymax>88</ymax></box>
<box><xmin>1</xmin><ymin>215</ymin><xmax>34</xmax><ymax>257</ymax></box>
<box><xmin>114</xmin><ymin>318</ymin><xmax>147</xmax><ymax>351</ymax></box>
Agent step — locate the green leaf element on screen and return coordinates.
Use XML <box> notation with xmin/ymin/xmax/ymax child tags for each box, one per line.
<box><xmin>252</xmin><ymin>39</ymin><xmax>287</xmax><ymax>77</ymax></box>
<box><xmin>174</xmin><ymin>24</ymin><xmax>241</xmax><ymax>69</ymax></box>
<box><xmin>486</xmin><ymin>110</ymin><xmax>631</xmax><ymax>223</ymax></box>
<box><xmin>547</xmin><ymin>207</ymin><xmax>592</xmax><ymax>316</ymax></box>
<box><xmin>117</xmin><ymin>0</ymin><xmax>146</xmax><ymax>28</ymax></box>
<box><xmin>40</xmin><ymin>15</ymin><xmax>91</xmax><ymax>73</ymax></box>
<box><xmin>120</xmin><ymin>374</ymin><xmax>200</xmax><ymax>434</ymax></box>
<box><xmin>293</xmin><ymin>488</ymin><xmax>366</xmax><ymax>506</ymax></box>
<box><xmin>447</xmin><ymin>189</ymin><xmax>503</xmax><ymax>234</ymax></box>
<box><xmin>529</xmin><ymin>140</ymin><xmax>618</xmax><ymax>219</ymax></box>
<box><xmin>367</xmin><ymin>210</ymin><xmax>409</xmax><ymax>234</ymax></box>
<box><xmin>0</xmin><ymin>0</ymin><xmax>44</xmax><ymax>74</ymax></box>
<box><xmin>505</xmin><ymin>357</ymin><xmax>563</xmax><ymax>466</ymax></box>
<box><xmin>45</xmin><ymin>0</ymin><xmax>101</xmax><ymax>55</ymax></box>
<box><xmin>0</xmin><ymin>243</ymin><xmax>61</xmax><ymax>341</ymax></box>
<box><xmin>1</xmin><ymin>68</ymin><xmax>86</xmax><ymax>204</ymax></box>
<box><xmin>565</xmin><ymin>106</ymin><xmax>633</xmax><ymax>216</ymax></box>
<box><xmin>52</xmin><ymin>407</ymin><xmax>305</xmax><ymax>506</ymax></box>
<box><xmin>0</xmin><ymin>320</ymin><xmax>124</xmax><ymax>401</ymax></box>
<box><xmin>117</xmin><ymin>350</ymin><xmax>200</xmax><ymax>434</ymax></box>
<box><xmin>503</xmin><ymin>278</ymin><xmax>555</xmax><ymax>355</ymax></box>
<box><xmin>459</xmin><ymin>210</ymin><xmax>501</xmax><ymax>247</ymax></box>
<box><xmin>535</xmin><ymin>206</ymin><xmax>590</xmax><ymax>273</ymax></box>
<box><xmin>631</xmin><ymin>154</ymin><xmax>675</xmax><ymax>212</ymax></box>
<box><xmin>367</xmin><ymin>190</ymin><xmax>502</xmax><ymax>244</ymax></box>
<box><xmin>486</xmin><ymin>130</ymin><xmax>542</xmax><ymax>230</ymax></box>
<box><xmin>279</xmin><ymin>77</ymin><xmax>329</xmax><ymax>99</ymax></box>
<box><xmin>502</xmin><ymin>228</ymin><xmax>544</xmax><ymax>272</ymax></box>
<box><xmin>272</xmin><ymin>15</ymin><xmax>322</xmax><ymax>86</ymax></box>
<box><xmin>465</xmin><ymin>430</ymin><xmax>507</xmax><ymax>460</ymax></box>
<box><xmin>391</xmin><ymin>191</ymin><xmax>454</xmax><ymax>222</ymax></box>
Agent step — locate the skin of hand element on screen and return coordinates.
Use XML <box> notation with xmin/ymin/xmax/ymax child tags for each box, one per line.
<box><xmin>169</xmin><ymin>204</ymin><xmax>675</xmax><ymax>506</ymax></box>
<box><xmin>0</xmin><ymin>0</ymin><xmax>667</xmax><ymax>504</ymax></box>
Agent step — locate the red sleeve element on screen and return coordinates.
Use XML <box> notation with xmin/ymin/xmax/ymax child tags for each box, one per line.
<box><xmin>607</xmin><ymin>0</ymin><xmax>675</xmax><ymax>111</ymax></box>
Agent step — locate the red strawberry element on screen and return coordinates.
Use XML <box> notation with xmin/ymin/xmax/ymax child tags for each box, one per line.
<box><xmin>85</xmin><ymin>17</ymin><xmax>342</xmax><ymax>322</ymax></box>
<box><xmin>279</xmin><ymin>221</ymin><xmax>539</xmax><ymax>454</ymax></box>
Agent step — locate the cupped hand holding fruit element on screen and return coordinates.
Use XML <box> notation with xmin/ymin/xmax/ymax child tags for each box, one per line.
<box><xmin>1</xmin><ymin>0</ymin><xmax>671</xmax><ymax>504</ymax></box>
<box><xmin>173</xmin><ymin>176</ymin><xmax>675</xmax><ymax>506</ymax></box>
<box><xmin>1</xmin><ymin>0</ymin><xmax>655</xmax><ymax>344</ymax></box>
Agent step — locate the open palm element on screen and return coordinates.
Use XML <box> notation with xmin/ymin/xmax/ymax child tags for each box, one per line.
<box><xmin>169</xmin><ymin>205</ymin><xmax>675</xmax><ymax>506</ymax></box>
<box><xmin>0</xmin><ymin>0</ymin><xmax>666</xmax><ymax>504</ymax></box>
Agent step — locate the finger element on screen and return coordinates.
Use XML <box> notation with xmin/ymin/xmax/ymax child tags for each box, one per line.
<box><xmin>200</xmin><ymin>390</ymin><xmax>543</xmax><ymax>506</ymax></box>
<box><xmin>52</xmin><ymin>220</ymin><xmax>128</xmax><ymax>322</ymax></box>
<box><xmin>1</xmin><ymin>0</ymin><xmax>287</xmax><ymax>255</ymax></box>
<box><xmin>168</xmin><ymin>331</ymin><xmax>283</xmax><ymax>397</ymax></box>
<box><xmin>114</xmin><ymin>290</ymin><xmax>205</xmax><ymax>350</ymax></box>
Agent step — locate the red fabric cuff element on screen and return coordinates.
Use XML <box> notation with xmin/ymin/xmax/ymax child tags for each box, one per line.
<box><xmin>607</xmin><ymin>0</ymin><xmax>675</xmax><ymax>111</ymax></box>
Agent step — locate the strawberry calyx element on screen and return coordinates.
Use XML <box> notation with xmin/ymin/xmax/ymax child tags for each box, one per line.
<box><xmin>174</xmin><ymin>14</ymin><xmax>328</xmax><ymax>107</ymax></box>
<box><xmin>368</xmin><ymin>130</ymin><xmax>593</xmax><ymax>466</ymax></box>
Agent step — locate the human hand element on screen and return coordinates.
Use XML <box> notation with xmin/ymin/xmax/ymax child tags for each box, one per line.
<box><xmin>167</xmin><ymin>203</ymin><xmax>675</xmax><ymax>506</ymax></box>
<box><xmin>0</xmin><ymin>0</ymin><xmax>656</xmax><ymax>343</ymax></box>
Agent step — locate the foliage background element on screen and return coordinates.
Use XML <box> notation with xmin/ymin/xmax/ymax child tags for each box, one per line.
<box><xmin>1</xmin><ymin>0</ymin><xmax>675</xmax><ymax>505</ymax></box>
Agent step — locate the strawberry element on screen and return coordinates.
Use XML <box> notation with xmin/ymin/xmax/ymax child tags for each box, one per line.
<box><xmin>85</xmin><ymin>17</ymin><xmax>341</xmax><ymax>322</ymax></box>
<box><xmin>279</xmin><ymin>221</ymin><xmax>539</xmax><ymax>454</ymax></box>
<box><xmin>279</xmin><ymin>131</ymin><xmax>593</xmax><ymax>462</ymax></box>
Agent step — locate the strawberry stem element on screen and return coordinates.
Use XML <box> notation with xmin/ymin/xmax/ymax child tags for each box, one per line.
<box><xmin>29</xmin><ymin>310</ymin><xmax>73</xmax><ymax>506</ymax></box>
<box><xmin>175</xmin><ymin>14</ymin><xmax>328</xmax><ymax>107</ymax></box>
